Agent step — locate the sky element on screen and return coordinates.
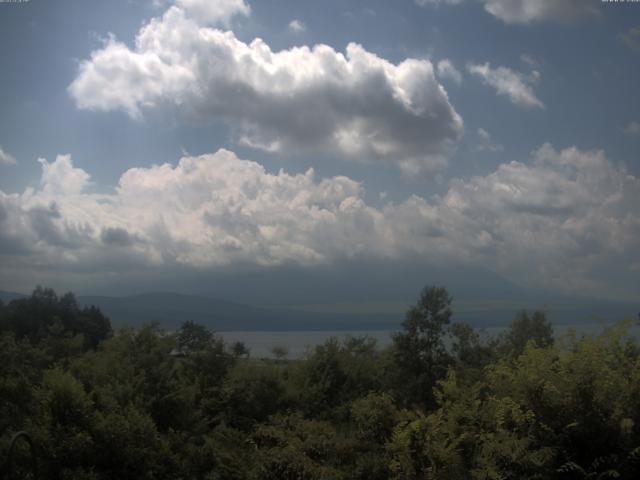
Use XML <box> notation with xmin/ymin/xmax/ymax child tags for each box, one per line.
<box><xmin>0</xmin><ymin>0</ymin><xmax>639</xmax><ymax>303</ymax></box>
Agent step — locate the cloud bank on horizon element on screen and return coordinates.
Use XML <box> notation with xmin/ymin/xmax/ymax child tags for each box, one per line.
<box><xmin>1</xmin><ymin>144</ymin><xmax>638</xmax><ymax>299</ymax></box>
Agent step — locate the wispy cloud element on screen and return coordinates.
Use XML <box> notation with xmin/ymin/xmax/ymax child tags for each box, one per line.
<box><xmin>520</xmin><ymin>53</ymin><xmax>540</xmax><ymax>69</ymax></box>
<box><xmin>0</xmin><ymin>146</ymin><xmax>17</xmax><ymax>166</ymax></box>
<box><xmin>416</xmin><ymin>0</ymin><xmax>598</xmax><ymax>24</ymax></box>
<box><xmin>621</xmin><ymin>26</ymin><xmax>640</xmax><ymax>52</ymax></box>
<box><xmin>467</xmin><ymin>62</ymin><xmax>544</xmax><ymax>109</ymax></box>
<box><xmin>475</xmin><ymin>128</ymin><xmax>503</xmax><ymax>152</ymax></box>
<box><xmin>482</xmin><ymin>0</ymin><xmax>599</xmax><ymax>24</ymax></box>
<box><xmin>624</xmin><ymin>121</ymin><xmax>640</xmax><ymax>136</ymax></box>
<box><xmin>437</xmin><ymin>59</ymin><xmax>462</xmax><ymax>85</ymax></box>
<box><xmin>288</xmin><ymin>19</ymin><xmax>306</xmax><ymax>33</ymax></box>
<box><xmin>415</xmin><ymin>0</ymin><xmax>463</xmax><ymax>6</ymax></box>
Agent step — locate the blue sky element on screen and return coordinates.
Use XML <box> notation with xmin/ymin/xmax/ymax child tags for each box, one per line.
<box><xmin>0</xmin><ymin>0</ymin><xmax>639</xmax><ymax>302</ymax></box>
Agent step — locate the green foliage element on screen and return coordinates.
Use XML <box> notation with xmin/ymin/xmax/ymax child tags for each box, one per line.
<box><xmin>1</xmin><ymin>286</ymin><xmax>640</xmax><ymax>479</ymax></box>
<box><xmin>177</xmin><ymin>320</ymin><xmax>215</xmax><ymax>352</ymax></box>
<box><xmin>388</xmin><ymin>410</ymin><xmax>468</xmax><ymax>480</ymax></box>
<box><xmin>0</xmin><ymin>286</ymin><xmax>112</xmax><ymax>350</ymax></box>
<box><xmin>32</xmin><ymin>368</ymin><xmax>96</xmax><ymax>478</ymax></box>
<box><xmin>497</xmin><ymin>309</ymin><xmax>554</xmax><ymax>357</ymax></box>
<box><xmin>392</xmin><ymin>285</ymin><xmax>453</xmax><ymax>407</ymax></box>
<box><xmin>0</xmin><ymin>333</ymin><xmax>49</xmax><ymax>432</ymax></box>
<box><xmin>295</xmin><ymin>335</ymin><xmax>388</xmax><ymax>418</ymax></box>
<box><xmin>251</xmin><ymin>413</ymin><xmax>347</xmax><ymax>480</ymax></box>
<box><xmin>350</xmin><ymin>392</ymin><xmax>398</xmax><ymax>442</ymax></box>
<box><xmin>222</xmin><ymin>360</ymin><xmax>289</xmax><ymax>430</ymax></box>
<box><xmin>230</xmin><ymin>340</ymin><xmax>250</xmax><ymax>358</ymax></box>
<box><xmin>91</xmin><ymin>406</ymin><xmax>173</xmax><ymax>479</ymax></box>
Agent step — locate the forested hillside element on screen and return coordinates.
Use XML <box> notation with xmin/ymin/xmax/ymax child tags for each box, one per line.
<box><xmin>1</xmin><ymin>287</ymin><xmax>639</xmax><ymax>479</ymax></box>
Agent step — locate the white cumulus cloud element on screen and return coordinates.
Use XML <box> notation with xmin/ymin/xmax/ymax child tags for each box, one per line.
<box><xmin>38</xmin><ymin>155</ymin><xmax>92</xmax><ymax>195</ymax></box>
<box><xmin>68</xmin><ymin>6</ymin><xmax>464</xmax><ymax>175</ymax></box>
<box><xmin>1</xmin><ymin>145</ymin><xmax>638</xmax><ymax>299</ymax></box>
<box><xmin>441</xmin><ymin>144</ymin><xmax>640</xmax><ymax>295</ymax></box>
<box><xmin>467</xmin><ymin>62</ymin><xmax>544</xmax><ymax>109</ymax></box>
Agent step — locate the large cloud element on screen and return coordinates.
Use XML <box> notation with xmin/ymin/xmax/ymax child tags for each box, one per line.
<box><xmin>441</xmin><ymin>144</ymin><xmax>640</xmax><ymax>294</ymax></box>
<box><xmin>1</xmin><ymin>146</ymin><xmax>638</xmax><ymax>299</ymax></box>
<box><xmin>0</xmin><ymin>150</ymin><xmax>387</xmax><ymax>271</ymax></box>
<box><xmin>68</xmin><ymin>7</ymin><xmax>463</xmax><ymax>175</ymax></box>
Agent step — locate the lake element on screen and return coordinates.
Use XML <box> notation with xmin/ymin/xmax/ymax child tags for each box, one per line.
<box><xmin>220</xmin><ymin>321</ymin><xmax>640</xmax><ymax>358</ymax></box>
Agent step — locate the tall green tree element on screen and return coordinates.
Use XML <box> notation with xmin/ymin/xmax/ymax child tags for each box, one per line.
<box><xmin>0</xmin><ymin>287</ymin><xmax>111</xmax><ymax>349</ymax></box>
<box><xmin>392</xmin><ymin>286</ymin><xmax>453</xmax><ymax>408</ymax></box>
<box><xmin>497</xmin><ymin>309</ymin><xmax>553</xmax><ymax>357</ymax></box>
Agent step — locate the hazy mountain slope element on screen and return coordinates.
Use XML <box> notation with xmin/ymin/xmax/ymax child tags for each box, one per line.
<box><xmin>75</xmin><ymin>291</ymin><xmax>638</xmax><ymax>332</ymax></box>
<box><xmin>0</xmin><ymin>290</ymin><xmax>27</xmax><ymax>303</ymax></box>
<box><xmin>77</xmin><ymin>292</ymin><xmax>398</xmax><ymax>331</ymax></box>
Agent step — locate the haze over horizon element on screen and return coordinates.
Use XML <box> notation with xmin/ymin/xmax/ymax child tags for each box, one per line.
<box><xmin>1</xmin><ymin>0</ymin><xmax>639</xmax><ymax>307</ymax></box>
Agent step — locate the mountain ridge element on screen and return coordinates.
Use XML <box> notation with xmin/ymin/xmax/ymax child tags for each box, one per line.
<box><xmin>1</xmin><ymin>288</ymin><xmax>636</xmax><ymax>332</ymax></box>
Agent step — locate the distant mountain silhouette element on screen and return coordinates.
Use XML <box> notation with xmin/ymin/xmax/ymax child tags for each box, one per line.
<box><xmin>75</xmin><ymin>292</ymin><xmax>399</xmax><ymax>331</ymax></box>
<box><xmin>196</xmin><ymin>260</ymin><xmax>531</xmax><ymax>306</ymax></box>
<box><xmin>1</xmin><ymin>267</ymin><xmax>636</xmax><ymax>332</ymax></box>
<box><xmin>77</xmin><ymin>293</ymin><xmax>283</xmax><ymax>330</ymax></box>
<box><xmin>0</xmin><ymin>290</ymin><xmax>26</xmax><ymax>303</ymax></box>
<box><xmin>75</xmin><ymin>291</ymin><xmax>640</xmax><ymax>331</ymax></box>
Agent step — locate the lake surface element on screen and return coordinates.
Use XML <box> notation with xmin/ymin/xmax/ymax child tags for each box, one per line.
<box><xmin>220</xmin><ymin>322</ymin><xmax>640</xmax><ymax>358</ymax></box>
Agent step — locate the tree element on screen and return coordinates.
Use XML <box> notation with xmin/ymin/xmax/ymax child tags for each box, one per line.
<box><xmin>392</xmin><ymin>286</ymin><xmax>453</xmax><ymax>408</ymax></box>
<box><xmin>251</xmin><ymin>413</ymin><xmax>345</xmax><ymax>480</ymax></box>
<box><xmin>222</xmin><ymin>361</ymin><xmax>288</xmax><ymax>429</ymax></box>
<box><xmin>498</xmin><ymin>309</ymin><xmax>553</xmax><ymax>357</ymax></box>
<box><xmin>231</xmin><ymin>341</ymin><xmax>250</xmax><ymax>358</ymax></box>
<box><xmin>351</xmin><ymin>392</ymin><xmax>398</xmax><ymax>442</ymax></box>
<box><xmin>271</xmin><ymin>345</ymin><xmax>289</xmax><ymax>362</ymax></box>
<box><xmin>448</xmin><ymin>322</ymin><xmax>494</xmax><ymax>383</ymax></box>
<box><xmin>176</xmin><ymin>320</ymin><xmax>215</xmax><ymax>353</ymax></box>
<box><xmin>0</xmin><ymin>287</ymin><xmax>112</xmax><ymax>349</ymax></box>
<box><xmin>77</xmin><ymin>305</ymin><xmax>112</xmax><ymax>349</ymax></box>
<box><xmin>298</xmin><ymin>337</ymin><xmax>348</xmax><ymax>413</ymax></box>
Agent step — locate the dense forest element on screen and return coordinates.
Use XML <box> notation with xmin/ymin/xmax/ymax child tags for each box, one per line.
<box><xmin>1</xmin><ymin>286</ymin><xmax>639</xmax><ymax>479</ymax></box>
